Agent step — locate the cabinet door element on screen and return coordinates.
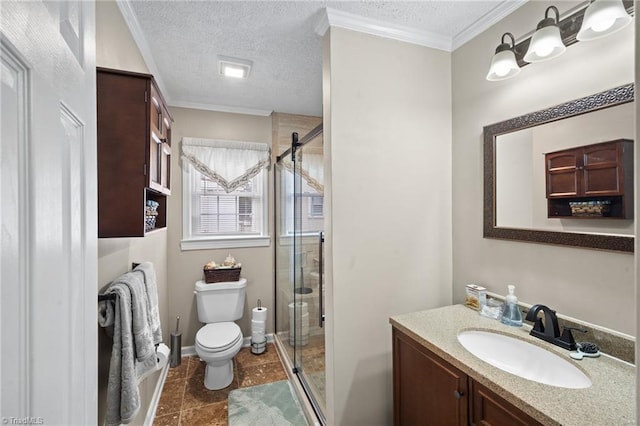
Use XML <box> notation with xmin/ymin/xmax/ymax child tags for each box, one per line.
<box><xmin>393</xmin><ymin>329</ymin><xmax>468</xmax><ymax>426</ymax></box>
<box><xmin>582</xmin><ymin>142</ymin><xmax>622</xmax><ymax>196</ymax></box>
<box><xmin>97</xmin><ymin>71</ymin><xmax>149</xmax><ymax>237</ymax></box>
<box><xmin>546</xmin><ymin>150</ymin><xmax>580</xmax><ymax>197</ymax></box>
<box><xmin>470</xmin><ymin>380</ymin><xmax>543</xmax><ymax>426</ymax></box>
<box><xmin>148</xmin><ymin>83</ymin><xmax>171</xmax><ymax>195</ymax></box>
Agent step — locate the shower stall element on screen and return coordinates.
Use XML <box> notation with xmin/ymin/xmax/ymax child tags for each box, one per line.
<box><xmin>274</xmin><ymin>123</ymin><xmax>326</xmax><ymax>422</ymax></box>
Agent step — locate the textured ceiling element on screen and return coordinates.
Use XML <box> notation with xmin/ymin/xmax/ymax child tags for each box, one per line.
<box><xmin>127</xmin><ymin>1</ymin><xmax>516</xmax><ymax>117</ymax></box>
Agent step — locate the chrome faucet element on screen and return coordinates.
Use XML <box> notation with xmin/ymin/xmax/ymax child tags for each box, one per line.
<box><xmin>524</xmin><ymin>304</ymin><xmax>583</xmax><ymax>351</ymax></box>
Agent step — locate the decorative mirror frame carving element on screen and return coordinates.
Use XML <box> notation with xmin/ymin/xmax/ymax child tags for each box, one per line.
<box><xmin>483</xmin><ymin>83</ymin><xmax>635</xmax><ymax>253</ymax></box>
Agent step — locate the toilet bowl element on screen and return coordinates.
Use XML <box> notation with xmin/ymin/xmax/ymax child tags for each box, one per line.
<box><xmin>193</xmin><ymin>278</ymin><xmax>247</xmax><ymax>390</ymax></box>
<box><xmin>195</xmin><ymin>322</ymin><xmax>243</xmax><ymax>390</ymax></box>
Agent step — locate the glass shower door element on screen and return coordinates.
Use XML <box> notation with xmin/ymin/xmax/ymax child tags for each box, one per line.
<box><xmin>292</xmin><ymin>128</ymin><xmax>326</xmax><ymax>419</ymax></box>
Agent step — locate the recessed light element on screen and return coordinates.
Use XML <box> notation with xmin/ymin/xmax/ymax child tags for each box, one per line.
<box><xmin>218</xmin><ymin>56</ymin><xmax>252</xmax><ymax>79</ymax></box>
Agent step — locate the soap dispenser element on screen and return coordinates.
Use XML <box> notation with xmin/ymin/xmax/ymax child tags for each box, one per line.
<box><xmin>501</xmin><ymin>285</ymin><xmax>523</xmax><ymax>327</ymax></box>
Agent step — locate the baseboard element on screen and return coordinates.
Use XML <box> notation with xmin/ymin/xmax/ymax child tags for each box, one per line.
<box><xmin>181</xmin><ymin>345</ymin><xmax>197</xmax><ymax>357</ymax></box>
<box><xmin>243</xmin><ymin>333</ymin><xmax>274</xmax><ymax>348</ymax></box>
<box><xmin>143</xmin><ymin>359</ymin><xmax>170</xmax><ymax>426</ymax></box>
<box><xmin>180</xmin><ymin>333</ymin><xmax>275</xmax><ymax>359</ymax></box>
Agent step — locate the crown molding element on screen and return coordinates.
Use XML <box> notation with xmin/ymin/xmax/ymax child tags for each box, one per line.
<box><xmin>452</xmin><ymin>0</ymin><xmax>528</xmax><ymax>50</ymax></box>
<box><xmin>316</xmin><ymin>7</ymin><xmax>451</xmax><ymax>51</ymax></box>
<box><xmin>169</xmin><ymin>100</ymin><xmax>273</xmax><ymax>117</ymax></box>
<box><xmin>116</xmin><ymin>0</ymin><xmax>170</xmax><ymax>99</ymax></box>
<box><xmin>317</xmin><ymin>2</ymin><xmax>527</xmax><ymax>52</ymax></box>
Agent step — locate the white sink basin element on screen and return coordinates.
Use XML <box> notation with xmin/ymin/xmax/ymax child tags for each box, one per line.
<box><xmin>457</xmin><ymin>330</ymin><xmax>591</xmax><ymax>389</ymax></box>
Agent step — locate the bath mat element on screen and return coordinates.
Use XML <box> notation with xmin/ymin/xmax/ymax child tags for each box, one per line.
<box><xmin>228</xmin><ymin>380</ymin><xmax>308</xmax><ymax>426</ymax></box>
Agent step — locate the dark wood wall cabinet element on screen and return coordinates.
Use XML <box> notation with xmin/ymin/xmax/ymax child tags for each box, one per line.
<box><xmin>545</xmin><ymin>139</ymin><xmax>633</xmax><ymax>219</ymax></box>
<box><xmin>392</xmin><ymin>328</ymin><xmax>542</xmax><ymax>426</ymax></box>
<box><xmin>97</xmin><ymin>67</ymin><xmax>173</xmax><ymax>237</ymax></box>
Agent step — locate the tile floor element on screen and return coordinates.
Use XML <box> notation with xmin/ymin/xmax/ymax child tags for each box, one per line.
<box><xmin>153</xmin><ymin>343</ymin><xmax>288</xmax><ymax>426</ymax></box>
<box><xmin>287</xmin><ymin>334</ymin><xmax>325</xmax><ymax>406</ymax></box>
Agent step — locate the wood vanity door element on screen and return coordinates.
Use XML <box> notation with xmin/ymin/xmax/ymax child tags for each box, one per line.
<box><xmin>546</xmin><ymin>149</ymin><xmax>580</xmax><ymax>197</ymax></box>
<box><xmin>470</xmin><ymin>380</ymin><xmax>543</xmax><ymax>426</ymax></box>
<box><xmin>393</xmin><ymin>328</ymin><xmax>468</xmax><ymax>426</ymax></box>
<box><xmin>582</xmin><ymin>142</ymin><xmax>623</xmax><ymax>196</ymax></box>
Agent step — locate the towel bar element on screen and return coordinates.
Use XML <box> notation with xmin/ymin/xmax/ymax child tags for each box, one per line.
<box><xmin>98</xmin><ymin>262</ymin><xmax>142</xmax><ymax>302</ymax></box>
<box><xmin>98</xmin><ymin>294</ymin><xmax>117</xmax><ymax>301</ymax></box>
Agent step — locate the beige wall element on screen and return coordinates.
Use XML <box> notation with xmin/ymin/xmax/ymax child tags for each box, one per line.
<box><xmin>167</xmin><ymin>108</ymin><xmax>273</xmax><ymax>346</ymax></box>
<box><xmin>324</xmin><ymin>28</ymin><xmax>453</xmax><ymax>425</ymax></box>
<box><xmin>452</xmin><ymin>1</ymin><xmax>635</xmax><ymax>335</ymax></box>
<box><xmin>96</xmin><ymin>0</ymin><xmax>148</xmax><ymax>74</ymax></box>
<box><xmin>96</xmin><ymin>2</ymin><xmax>167</xmax><ymax>425</ymax></box>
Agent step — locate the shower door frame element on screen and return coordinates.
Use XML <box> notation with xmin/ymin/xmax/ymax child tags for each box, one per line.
<box><xmin>274</xmin><ymin>123</ymin><xmax>325</xmax><ymax>424</ymax></box>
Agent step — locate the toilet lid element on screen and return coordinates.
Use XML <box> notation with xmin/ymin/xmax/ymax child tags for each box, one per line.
<box><xmin>196</xmin><ymin>322</ymin><xmax>242</xmax><ymax>351</ymax></box>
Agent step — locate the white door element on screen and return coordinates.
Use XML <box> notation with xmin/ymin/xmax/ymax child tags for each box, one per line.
<box><xmin>1</xmin><ymin>1</ymin><xmax>97</xmax><ymax>424</ymax></box>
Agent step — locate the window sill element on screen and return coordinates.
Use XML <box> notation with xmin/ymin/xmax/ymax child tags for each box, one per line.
<box><xmin>181</xmin><ymin>236</ymin><xmax>271</xmax><ymax>251</ymax></box>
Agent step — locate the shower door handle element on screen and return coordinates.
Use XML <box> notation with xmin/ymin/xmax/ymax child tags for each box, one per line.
<box><xmin>318</xmin><ymin>231</ymin><xmax>325</xmax><ymax>328</ymax></box>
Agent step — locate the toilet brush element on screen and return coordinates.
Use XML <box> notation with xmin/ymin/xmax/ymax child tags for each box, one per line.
<box><xmin>170</xmin><ymin>316</ymin><xmax>182</xmax><ymax>368</ymax></box>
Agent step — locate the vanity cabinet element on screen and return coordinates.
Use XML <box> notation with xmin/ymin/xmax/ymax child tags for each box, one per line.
<box><xmin>393</xmin><ymin>328</ymin><xmax>468</xmax><ymax>426</ymax></box>
<box><xmin>469</xmin><ymin>379</ymin><xmax>542</xmax><ymax>426</ymax></box>
<box><xmin>97</xmin><ymin>67</ymin><xmax>173</xmax><ymax>237</ymax></box>
<box><xmin>392</xmin><ymin>328</ymin><xmax>542</xmax><ymax>426</ymax></box>
<box><xmin>545</xmin><ymin>139</ymin><xmax>633</xmax><ymax>218</ymax></box>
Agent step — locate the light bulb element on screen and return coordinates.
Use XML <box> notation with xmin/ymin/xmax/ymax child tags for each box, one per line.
<box><xmin>534</xmin><ymin>42</ymin><xmax>554</xmax><ymax>58</ymax></box>
<box><xmin>494</xmin><ymin>64</ymin><xmax>510</xmax><ymax>77</ymax></box>
<box><xmin>591</xmin><ymin>18</ymin><xmax>616</xmax><ymax>32</ymax></box>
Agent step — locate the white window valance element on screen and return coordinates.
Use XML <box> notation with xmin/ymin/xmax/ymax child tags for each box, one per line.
<box><xmin>181</xmin><ymin>137</ymin><xmax>271</xmax><ymax>193</ymax></box>
<box><xmin>279</xmin><ymin>154</ymin><xmax>324</xmax><ymax>194</ymax></box>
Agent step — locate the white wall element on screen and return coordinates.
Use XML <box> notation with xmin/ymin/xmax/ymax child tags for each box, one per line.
<box><xmin>452</xmin><ymin>1</ymin><xmax>635</xmax><ymax>334</ymax></box>
<box><xmin>324</xmin><ymin>28</ymin><xmax>453</xmax><ymax>425</ymax></box>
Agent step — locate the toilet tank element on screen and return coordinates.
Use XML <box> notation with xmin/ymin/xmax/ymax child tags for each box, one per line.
<box><xmin>194</xmin><ymin>278</ymin><xmax>247</xmax><ymax>323</ymax></box>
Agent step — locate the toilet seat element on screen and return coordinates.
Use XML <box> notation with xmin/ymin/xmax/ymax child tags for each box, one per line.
<box><xmin>196</xmin><ymin>322</ymin><xmax>242</xmax><ymax>352</ymax></box>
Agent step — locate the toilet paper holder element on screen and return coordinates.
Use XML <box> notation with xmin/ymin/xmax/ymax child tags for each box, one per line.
<box><xmin>251</xmin><ymin>299</ymin><xmax>267</xmax><ymax>355</ymax></box>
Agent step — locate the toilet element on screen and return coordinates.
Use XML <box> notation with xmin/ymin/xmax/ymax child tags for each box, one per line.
<box><xmin>194</xmin><ymin>278</ymin><xmax>246</xmax><ymax>390</ymax></box>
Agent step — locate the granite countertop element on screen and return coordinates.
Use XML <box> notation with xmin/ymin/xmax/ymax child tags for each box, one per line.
<box><xmin>390</xmin><ymin>304</ymin><xmax>635</xmax><ymax>426</ymax></box>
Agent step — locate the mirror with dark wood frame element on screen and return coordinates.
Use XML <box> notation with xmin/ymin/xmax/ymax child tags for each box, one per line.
<box><xmin>483</xmin><ymin>83</ymin><xmax>634</xmax><ymax>253</ymax></box>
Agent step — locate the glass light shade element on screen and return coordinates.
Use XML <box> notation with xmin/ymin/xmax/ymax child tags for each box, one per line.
<box><xmin>523</xmin><ymin>25</ymin><xmax>566</xmax><ymax>62</ymax></box>
<box><xmin>486</xmin><ymin>49</ymin><xmax>520</xmax><ymax>81</ymax></box>
<box><xmin>577</xmin><ymin>0</ymin><xmax>632</xmax><ymax>41</ymax></box>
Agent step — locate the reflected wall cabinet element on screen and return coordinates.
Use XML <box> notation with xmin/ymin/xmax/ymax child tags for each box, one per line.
<box><xmin>97</xmin><ymin>67</ymin><xmax>173</xmax><ymax>237</ymax></box>
<box><xmin>545</xmin><ymin>139</ymin><xmax>633</xmax><ymax>219</ymax></box>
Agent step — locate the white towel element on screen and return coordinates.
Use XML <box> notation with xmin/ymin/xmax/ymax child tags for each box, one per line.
<box><xmin>98</xmin><ymin>270</ymin><xmax>159</xmax><ymax>425</ymax></box>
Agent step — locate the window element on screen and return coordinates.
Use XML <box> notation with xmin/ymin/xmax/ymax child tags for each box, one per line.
<box><xmin>280</xmin><ymin>168</ymin><xmax>323</xmax><ymax>236</ymax></box>
<box><xmin>309</xmin><ymin>196</ymin><xmax>324</xmax><ymax>218</ymax></box>
<box><xmin>194</xmin><ymin>173</ymin><xmax>261</xmax><ymax>235</ymax></box>
<box><xmin>181</xmin><ymin>137</ymin><xmax>270</xmax><ymax>250</ymax></box>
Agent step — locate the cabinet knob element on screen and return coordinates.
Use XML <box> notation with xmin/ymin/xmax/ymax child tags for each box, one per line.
<box><xmin>453</xmin><ymin>390</ymin><xmax>464</xmax><ymax>399</ymax></box>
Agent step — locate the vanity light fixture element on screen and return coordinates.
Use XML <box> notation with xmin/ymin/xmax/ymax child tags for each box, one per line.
<box><xmin>218</xmin><ymin>56</ymin><xmax>252</xmax><ymax>79</ymax></box>
<box><xmin>523</xmin><ymin>6</ymin><xmax>566</xmax><ymax>62</ymax></box>
<box><xmin>577</xmin><ymin>0</ymin><xmax>632</xmax><ymax>41</ymax></box>
<box><xmin>486</xmin><ymin>32</ymin><xmax>521</xmax><ymax>81</ymax></box>
<box><xmin>486</xmin><ymin>1</ymin><xmax>633</xmax><ymax>82</ymax></box>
